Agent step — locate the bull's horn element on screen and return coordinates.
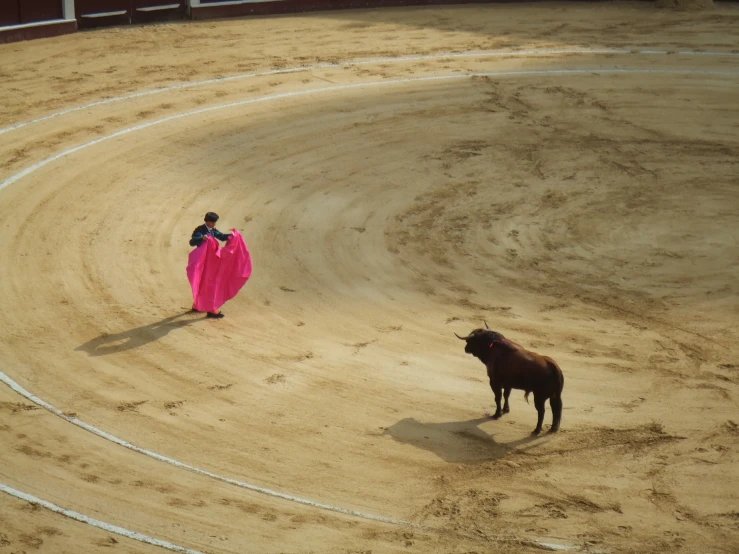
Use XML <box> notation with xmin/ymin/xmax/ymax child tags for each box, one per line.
<box><xmin>484</xmin><ymin>320</ymin><xmax>490</xmax><ymax>329</ymax></box>
<box><xmin>455</xmin><ymin>332</ymin><xmax>470</xmax><ymax>340</ymax></box>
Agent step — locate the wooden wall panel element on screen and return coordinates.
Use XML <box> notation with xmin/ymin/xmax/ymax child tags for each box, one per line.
<box><xmin>132</xmin><ymin>0</ymin><xmax>187</xmax><ymax>23</ymax></box>
<box><xmin>0</xmin><ymin>1</ymin><xmax>22</xmax><ymax>27</ymax></box>
<box><xmin>191</xmin><ymin>0</ymin><xmax>524</xmax><ymax>20</ymax></box>
<box><xmin>75</xmin><ymin>0</ymin><xmax>131</xmax><ymax>27</ymax></box>
<box><xmin>19</xmin><ymin>0</ymin><xmax>64</xmax><ymax>23</ymax></box>
<box><xmin>75</xmin><ymin>0</ymin><xmax>131</xmax><ymax>15</ymax></box>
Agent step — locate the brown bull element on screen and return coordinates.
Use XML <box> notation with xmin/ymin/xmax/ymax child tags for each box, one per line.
<box><xmin>456</xmin><ymin>323</ymin><xmax>564</xmax><ymax>435</ymax></box>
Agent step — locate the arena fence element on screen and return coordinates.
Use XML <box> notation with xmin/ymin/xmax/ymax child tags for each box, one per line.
<box><xmin>0</xmin><ymin>0</ymin><xmax>736</xmax><ymax>44</ymax></box>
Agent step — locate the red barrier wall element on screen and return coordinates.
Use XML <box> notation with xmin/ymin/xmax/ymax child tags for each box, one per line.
<box><xmin>19</xmin><ymin>0</ymin><xmax>63</xmax><ymax>23</ymax></box>
<box><xmin>75</xmin><ymin>0</ymin><xmax>186</xmax><ymax>27</ymax></box>
<box><xmin>0</xmin><ymin>18</ymin><xmax>76</xmax><ymax>43</ymax></box>
<box><xmin>1</xmin><ymin>0</ymin><xmax>64</xmax><ymax>26</ymax></box>
<box><xmin>0</xmin><ymin>1</ymin><xmax>22</xmax><ymax>27</ymax></box>
<box><xmin>75</xmin><ymin>0</ymin><xmax>131</xmax><ymax>27</ymax></box>
<box><xmin>191</xmin><ymin>0</ymin><xmax>557</xmax><ymax>20</ymax></box>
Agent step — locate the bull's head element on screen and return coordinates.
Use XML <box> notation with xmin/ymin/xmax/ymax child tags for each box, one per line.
<box><xmin>455</xmin><ymin>323</ymin><xmax>506</xmax><ymax>358</ymax></box>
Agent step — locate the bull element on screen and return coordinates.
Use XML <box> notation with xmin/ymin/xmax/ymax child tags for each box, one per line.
<box><xmin>455</xmin><ymin>323</ymin><xmax>564</xmax><ymax>435</ymax></box>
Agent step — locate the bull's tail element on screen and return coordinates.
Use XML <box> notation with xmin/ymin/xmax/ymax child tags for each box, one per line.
<box><xmin>545</xmin><ymin>357</ymin><xmax>564</xmax><ymax>432</ymax></box>
<box><xmin>524</xmin><ymin>391</ymin><xmax>531</xmax><ymax>404</ymax></box>
<box><xmin>545</xmin><ymin>357</ymin><xmax>565</xmax><ymax>398</ymax></box>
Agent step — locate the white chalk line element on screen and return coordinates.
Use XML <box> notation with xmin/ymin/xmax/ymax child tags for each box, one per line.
<box><xmin>1</xmin><ymin>47</ymin><xmax>738</xmax><ymax>136</ymax></box>
<box><xmin>0</xmin><ymin>482</ymin><xmax>205</xmax><ymax>554</ymax></box>
<box><xmin>0</xmin><ymin>369</ymin><xmax>415</xmax><ymax>527</ymax></box>
<box><xmin>2</xmin><ymin>67</ymin><xmax>738</xmax><ymax>195</ymax></box>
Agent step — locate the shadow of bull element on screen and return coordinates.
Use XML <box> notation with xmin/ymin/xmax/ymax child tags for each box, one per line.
<box><xmin>383</xmin><ymin>417</ymin><xmax>543</xmax><ymax>464</ymax></box>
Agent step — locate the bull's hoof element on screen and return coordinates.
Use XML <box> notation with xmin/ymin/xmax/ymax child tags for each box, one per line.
<box><xmin>502</xmin><ymin>406</ymin><xmax>510</xmax><ymax>414</ymax></box>
<box><xmin>548</xmin><ymin>426</ymin><xmax>560</xmax><ymax>434</ymax></box>
<box><xmin>531</xmin><ymin>428</ymin><xmax>542</xmax><ymax>436</ymax></box>
<box><xmin>490</xmin><ymin>412</ymin><xmax>503</xmax><ymax>420</ymax></box>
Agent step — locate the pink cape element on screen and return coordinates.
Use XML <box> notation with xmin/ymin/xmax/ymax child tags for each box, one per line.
<box><xmin>187</xmin><ymin>229</ymin><xmax>252</xmax><ymax>313</ymax></box>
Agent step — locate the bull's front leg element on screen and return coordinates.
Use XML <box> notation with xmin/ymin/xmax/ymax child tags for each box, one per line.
<box><xmin>503</xmin><ymin>387</ymin><xmax>511</xmax><ymax>414</ymax></box>
<box><xmin>489</xmin><ymin>379</ymin><xmax>503</xmax><ymax>419</ymax></box>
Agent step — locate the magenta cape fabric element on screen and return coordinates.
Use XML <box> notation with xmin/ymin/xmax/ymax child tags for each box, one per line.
<box><xmin>187</xmin><ymin>229</ymin><xmax>252</xmax><ymax>313</ymax></box>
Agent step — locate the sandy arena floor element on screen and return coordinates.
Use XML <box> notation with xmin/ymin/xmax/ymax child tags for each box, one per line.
<box><xmin>0</xmin><ymin>3</ymin><xmax>738</xmax><ymax>553</ymax></box>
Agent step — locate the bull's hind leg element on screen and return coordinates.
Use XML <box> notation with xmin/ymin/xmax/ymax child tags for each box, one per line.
<box><xmin>503</xmin><ymin>387</ymin><xmax>511</xmax><ymax>414</ymax></box>
<box><xmin>532</xmin><ymin>392</ymin><xmax>546</xmax><ymax>435</ymax></box>
<box><xmin>549</xmin><ymin>396</ymin><xmax>562</xmax><ymax>433</ymax></box>
<box><xmin>489</xmin><ymin>380</ymin><xmax>503</xmax><ymax>419</ymax></box>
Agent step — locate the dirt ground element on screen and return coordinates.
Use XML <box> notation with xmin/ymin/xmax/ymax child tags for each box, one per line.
<box><xmin>1</xmin><ymin>2</ymin><xmax>738</xmax><ymax>553</ymax></box>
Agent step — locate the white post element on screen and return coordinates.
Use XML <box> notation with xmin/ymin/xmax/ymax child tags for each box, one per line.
<box><xmin>190</xmin><ymin>0</ymin><xmax>201</xmax><ymax>6</ymax></box>
<box><xmin>62</xmin><ymin>0</ymin><xmax>76</xmax><ymax>20</ymax></box>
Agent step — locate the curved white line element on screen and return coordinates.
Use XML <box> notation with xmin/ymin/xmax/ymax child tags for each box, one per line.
<box><xmin>0</xmin><ymin>65</ymin><xmax>736</xmax><ymax>537</ymax></box>
<box><xmin>0</xmin><ymin>482</ymin><xmax>205</xmax><ymax>554</ymax></box>
<box><xmin>1</xmin><ymin>48</ymin><xmax>737</xmax><ymax>136</ymax></box>
<box><xmin>0</xmin><ymin>369</ymin><xmax>415</xmax><ymax>527</ymax></box>
<box><xmin>2</xmin><ymin>67</ymin><xmax>737</xmax><ymax>194</ymax></box>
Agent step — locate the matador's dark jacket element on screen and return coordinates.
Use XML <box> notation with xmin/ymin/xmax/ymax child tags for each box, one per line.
<box><xmin>189</xmin><ymin>224</ymin><xmax>232</xmax><ymax>247</ymax></box>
